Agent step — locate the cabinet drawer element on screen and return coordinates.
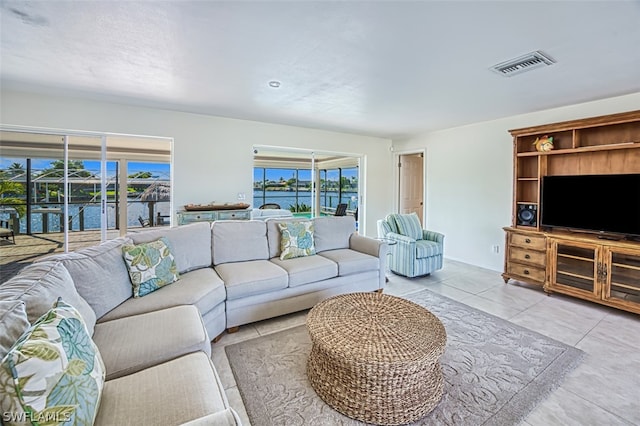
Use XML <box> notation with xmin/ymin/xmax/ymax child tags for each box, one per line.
<box><xmin>186</xmin><ymin>212</ymin><xmax>217</xmax><ymax>221</ymax></box>
<box><xmin>511</xmin><ymin>233</ymin><xmax>545</xmax><ymax>250</ymax></box>
<box><xmin>509</xmin><ymin>247</ymin><xmax>546</xmax><ymax>266</ymax></box>
<box><xmin>217</xmin><ymin>210</ymin><xmax>250</xmax><ymax>220</ymax></box>
<box><xmin>508</xmin><ymin>262</ymin><xmax>545</xmax><ymax>283</ymax></box>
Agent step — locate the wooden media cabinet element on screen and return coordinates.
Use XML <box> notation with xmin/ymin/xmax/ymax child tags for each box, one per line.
<box><xmin>502</xmin><ymin>110</ymin><xmax>640</xmax><ymax>314</ymax></box>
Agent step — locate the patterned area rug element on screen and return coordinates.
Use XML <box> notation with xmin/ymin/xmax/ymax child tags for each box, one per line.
<box><xmin>226</xmin><ymin>290</ymin><xmax>584</xmax><ymax>425</ymax></box>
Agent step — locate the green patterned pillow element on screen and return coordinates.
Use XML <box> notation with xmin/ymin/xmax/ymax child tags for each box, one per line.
<box><xmin>0</xmin><ymin>298</ymin><xmax>105</xmax><ymax>426</ymax></box>
<box><xmin>278</xmin><ymin>221</ymin><xmax>316</xmax><ymax>260</ymax></box>
<box><xmin>122</xmin><ymin>237</ymin><xmax>180</xmax><ymax>297</ymax></box>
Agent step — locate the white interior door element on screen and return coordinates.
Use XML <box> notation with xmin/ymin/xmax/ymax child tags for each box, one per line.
<box><xmin>398</xmin><ymin>153</ymin><xmax>424</xmax><ymax>223</ymax></box>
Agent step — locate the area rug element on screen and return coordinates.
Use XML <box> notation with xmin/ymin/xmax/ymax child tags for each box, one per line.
<box><xmin>225</xmin><ymin>290</ymin><xmax>584</xmax><ymax>425</ymax></box>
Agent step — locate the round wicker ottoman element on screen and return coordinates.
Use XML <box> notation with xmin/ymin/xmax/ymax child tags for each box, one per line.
<box><xmin>306</xmin><ymin>292</ymin><xmax>447</xmax><ymax>425</ymax></box>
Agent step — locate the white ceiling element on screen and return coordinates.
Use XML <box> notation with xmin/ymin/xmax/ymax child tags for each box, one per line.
<box><xmin>1</xmin><ymin>1</ymin><xmax>640</xmax><ymax>139</ymax></box>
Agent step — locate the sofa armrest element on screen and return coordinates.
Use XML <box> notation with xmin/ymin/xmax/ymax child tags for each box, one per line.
<box><xmin>349</xmin><ymin>233</ymin><xmax>386</xmax><ymax>258</ymax></box>
<box><xmin>422</xmin><ymin>230</ymin><xmax>444</xmax><ymax>244</ymax></box>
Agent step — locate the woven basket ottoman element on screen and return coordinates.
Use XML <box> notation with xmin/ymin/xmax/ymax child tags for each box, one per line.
<box><xmin>306</xmin><ymin>292</ymin><xmax>447</xmax><ymax>425</ymax></box>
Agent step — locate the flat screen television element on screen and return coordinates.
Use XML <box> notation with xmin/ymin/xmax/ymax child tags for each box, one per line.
<box><xmin>541</xmin><ymin>173</ymin><xmax>640</xmax><ymax>239</ymax></box>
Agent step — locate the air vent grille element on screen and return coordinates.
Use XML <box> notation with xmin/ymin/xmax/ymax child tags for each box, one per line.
<box><xmin>491</xmin><ymin>51</ymin><xmax>555</xmax><ymax>77</ymax></box>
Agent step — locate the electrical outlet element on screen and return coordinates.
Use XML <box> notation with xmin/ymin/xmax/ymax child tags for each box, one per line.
<box><xmin>491</xmin><ymin>245</ymin><xmax>500</xmax><ymax>254</ymax></box>
<box><xmin>237</xmin><ymin>192</ymin><xmax>246</xmax><ymax>201</ymax></box>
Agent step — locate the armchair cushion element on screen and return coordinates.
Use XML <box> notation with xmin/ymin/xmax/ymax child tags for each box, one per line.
<box><xmin>389</xmin><ymin>213</ymin><xmax>423</xmax><ymax>240</ymax></box>
<box><xmin>416</xmin><ymin>240</ymin><xmax>442</xmax><ymax>258</ymax></box>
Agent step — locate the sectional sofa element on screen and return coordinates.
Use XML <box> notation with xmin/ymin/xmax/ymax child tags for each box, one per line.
<box><xmin>0</xmin><ymin>216</ymin><xmax>386</xmax><ymax>425</ymax></box>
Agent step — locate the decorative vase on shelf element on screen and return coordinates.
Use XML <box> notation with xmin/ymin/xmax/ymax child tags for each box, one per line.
<box><xmin>533</xmin><ymin>135</ymin><xmax>554</xmax><ymax>152</ymax></box>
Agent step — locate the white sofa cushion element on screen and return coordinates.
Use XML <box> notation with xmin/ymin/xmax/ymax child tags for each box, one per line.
<box><xmin>313</xmin><ymin>216</ymin><xmax>356</xmax><ymax>253</ymax></box>
<box><xmin>93</xmin><ymin>305</ymin><xmax>210</xmax><ymax>380</ymax></box>
<box><xmin>212</xmin><ymin>220</ymin><xmax>269</xmax><ymax>265</ymax></box>
<box><xmin>270</xmin><ymin>255</ymin><xmax>338</xmax><ymax>287</ymax></box>
<box><xmin>215</xmin><ymin>260</ymin><xmax>288</xmax><ymax>300</ymax></box>
<box><xmin>42</xmin><ymin>237</ymin><xmax>133</xmax><ymax>319</ymax></box>
<box><xmin>318</xmin><ymin>249</ymin><xmax>380</xmax><ymax>276</ymax></box>
<box><xmin>0</xmin><ymin>261</ymin><xmax>97</xmax><ymax>335</ymax></box>
<box><xmin>98</xmin><ymin>268</ymin><xmax>225</xmax><ymax>323</ymax></box>
<box><xmin>95</xmin><ymin>352</ymin><xmax>228</xmax><ymax>426</ymax></box>
<box><xmin>128</xmin><ymin>222</ymin><xmax>212</xmax><ymax>273</ymax></box>
<box><xmin>0</xmin><ymin>300</ymin><xmax>29</xmax><ymax>360</ymax></box>
<box><xmin>180</xmin><ymin>409</ymin><xmax>240</xmax><ymax>426</ymax></box>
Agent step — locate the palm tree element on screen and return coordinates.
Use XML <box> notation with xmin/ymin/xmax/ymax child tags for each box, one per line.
<box><xmin>0</xmin><ymin>170</ymin><xmax>26</xmax><ymax>217</ymax></box>
<box><xmin>6</xmin><ymin>162</ymin><xmax>25</xmax><ymax>177</ymax></box>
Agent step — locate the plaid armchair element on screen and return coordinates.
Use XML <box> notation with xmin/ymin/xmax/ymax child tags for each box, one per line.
<box><xmin>377</xmin><ymin>213</ymin><xmax>444</xmax><ymax>278</ymax></box>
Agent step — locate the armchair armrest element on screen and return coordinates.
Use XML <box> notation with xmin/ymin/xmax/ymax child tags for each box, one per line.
<box><xmin>422</xmin><ymin>230</ymin><xmax>444</xmax><ymax>244</ymax></box>
<box><xmin>385</xmin><ymin>232</ymin><xmax>416</xmax><ymax>245</ymax></box>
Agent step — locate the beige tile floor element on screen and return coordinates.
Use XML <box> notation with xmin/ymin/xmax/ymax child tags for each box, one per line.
<box><xmin>211</xmin><ymin>259</ymin><xmax>640</xmax><ymax>426</ymax></box>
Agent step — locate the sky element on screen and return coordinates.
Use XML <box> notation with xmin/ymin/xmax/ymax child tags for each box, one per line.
<box><xmin>254</xmin><ymin>167</ymin><xmax>358</xmax><ymax>182</ymax></box>
<box><xmin>2</xmin><ymin>157</ymin><xmax>355</xmax><ymax>182</ymax></box>
<box><xmin>0</xmin><ymin>158</ymin><xmax>170</xmax><ymax>177</ymax></box>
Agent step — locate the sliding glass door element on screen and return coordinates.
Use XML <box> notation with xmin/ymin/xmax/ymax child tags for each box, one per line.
<box><xmin>0</xmin><ymin>128</ymin><xmax>172</xmax><ymax>282</ymax></box>
<box><xmin>252</xmin><ymin>146</ymin><xmax>361</xmax><ymax>222</ymax></box>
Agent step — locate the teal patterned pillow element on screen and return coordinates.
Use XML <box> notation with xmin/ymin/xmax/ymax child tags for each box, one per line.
<box><xmin>122</xmin><ymin>237</ymin><xmax>180</xmax><ymax>297</ymax></box>
<box><xmin>0</xmin><ymin>298</ymin><xmax>105</xmax><ymax>426</ymax></box>
<box><xmin>278</xmin><ymin>221</ymin><xmax>316</xmax><ymax>260</ymax></box>
<box><xmin>391</xmin><ymin>213</ymin><xmax>423</xmax><ymax>240</ymax></box>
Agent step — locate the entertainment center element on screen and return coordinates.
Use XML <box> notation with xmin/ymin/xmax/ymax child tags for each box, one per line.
<box><xmin>502</xmin><ymin>110</ymin><xmax>640</xmax><ymax>314</ymax></box>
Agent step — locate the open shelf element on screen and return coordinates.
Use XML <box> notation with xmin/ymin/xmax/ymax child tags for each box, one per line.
<box><xmin>516</xmin><ymin>141</ymin><xmax>640</xmax><ymax>157</ymax></box>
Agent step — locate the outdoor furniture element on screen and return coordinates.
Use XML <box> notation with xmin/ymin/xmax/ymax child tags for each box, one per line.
<box><xmin>259</xmin><ymin>203</ymin><xmax>281</xmax><ymax>209</ymax></box>
<box><xmin>138</xmin><ymin>215</ymin><xmax>150</xmax><ymax>227</ymax></box>
<box><xmin>334</xmin><ymin>203</ymin><xmax>347</xmax><ymax>216</ymax></box>
<box><xmin>0</xmin><ymin>219</ymin><xmax>15</xmax><ymax>244</ymax></box>
<box><xmin>306</xmin><ymin>292</ymin><xmax>447</xmax><ymax>425</ymax></box>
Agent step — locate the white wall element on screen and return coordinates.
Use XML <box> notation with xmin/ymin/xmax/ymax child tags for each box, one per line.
<box><xmin>393</xmin><ymin>92</ymin><xmax>640</xmax><ymax>272</ymax></box>
<box><xmin>0</xmin><ymin>90</ymin><xmax>394</xmax><ymax>237</ymax></box>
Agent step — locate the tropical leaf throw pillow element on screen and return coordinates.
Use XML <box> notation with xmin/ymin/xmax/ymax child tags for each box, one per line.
<box><xmin>278</xmin><ymin>221</ymin><xmax>316</xmax><ymax>260</ymax></box>
<box><xmin>0</xmin><ymin>298</ymin><xmax>105</xmax><ymax>426</ymax></box>
<box><xmin>122</xmin><ymin>237</ymin><xmax>180</xmax><ymax>297</ymax></box>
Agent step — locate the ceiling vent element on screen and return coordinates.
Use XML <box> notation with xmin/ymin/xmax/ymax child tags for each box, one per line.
<box><xmin>491</xmin><ymin>51</ymin><xmax>555</xmax><ymax>77</ymax></box>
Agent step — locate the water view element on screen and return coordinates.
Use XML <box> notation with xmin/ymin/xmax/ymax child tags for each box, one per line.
<box><xmin>253</xmin><ymin>190</ymin><xmax>358</xmax><ymax>211</ymax></box>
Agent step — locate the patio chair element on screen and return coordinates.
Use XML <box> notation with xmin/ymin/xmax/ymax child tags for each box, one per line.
<box><xmin>0</xmin><ymin>219</ymin><xmax>15</xmax><ymax>244</ymax></box>
<box><xmin>259</xmin><ymin>203</ymin><xmax>281</xmax><ymax>209</ymax></box>
<box><xmin>138</xmin><ymin>215</ymin><xmax>151</xmax><ymax>227</ymax></box>
<box><xmin>335</xmin><ymin>203</ymin><xmax>348</xmax><ymax>216</ymax></box>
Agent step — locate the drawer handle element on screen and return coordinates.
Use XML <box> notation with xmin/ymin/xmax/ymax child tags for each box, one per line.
<box><xmin>524</xmin><ymin>254</ymin><xmax>531</xmax><ymax>259</ymax></box>
<box><xmin>525</xmin><ymin>238</ymin><xmax>531</xmax><ymax>244</ymax></box>
<box><xmin>523</xmin><ymin>269</ymin><xmax>530</xmax><ymax>275</ymax></box>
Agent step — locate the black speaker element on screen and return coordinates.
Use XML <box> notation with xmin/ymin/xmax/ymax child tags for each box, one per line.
<box><xmin>517</xmin><ymin>204</ymin><xmax>537</xmax><ymax>226</ymax></box>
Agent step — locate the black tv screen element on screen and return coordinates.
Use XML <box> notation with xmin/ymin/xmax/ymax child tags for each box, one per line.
<box><xmin>541</xmin><ymin>174</ymin><xmax>640</xmax><ymax>238</ymax></box>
